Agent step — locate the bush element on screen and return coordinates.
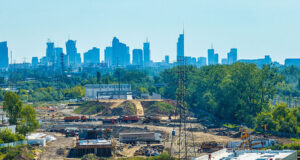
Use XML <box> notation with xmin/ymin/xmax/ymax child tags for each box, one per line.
<box><xmin>0</xmin><ymin>128</ymin><xmax>25</xmax><ymax>144</ymax></box>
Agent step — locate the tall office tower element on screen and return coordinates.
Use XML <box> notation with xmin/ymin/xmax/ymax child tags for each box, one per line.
<box><xmin>198</xmin><ymin>57</ymin><xmax>207</xmax><ymax>67</ymax></box>
<box><xmin>32</xmin><ymin>57</ymin><xmax>38</xmax><ymax>67</ymax></box>
<box><xmin>132</xmin><ymin>49</ymin><xmax>143</xmax><ymax>66</ymax></box>
<box><xmin>55</xmin><ymin>47</ymin><xmax>63</xmax><ymax>67</ymax></box>
<box><xmin>191</xmin><ymin>57</ymin><xmax>197</xmax><ymax>65</ymax></box>
<box><xmin>0</xmin><ymin>41</ymin><xmax>9</xmax><ymax>68</ymax></box>
<box><xmin>111</xmin><ymin>37</ymin><xmax>130</xmax><ymax>67</ymax></box>
<box><xmin>66</xmin><ymin>40</ymin><xmax>81</xmax><ymax>66</ymax></box>
<box><xmin>165</xmin><ymin>55</ymin><xmax>170</xmax><ymax>64</ymax></box>
<box><xmin>46</xmin><ymin>41</ymin><xmax>55</xmax><ymax>64</ymax></box>
<box><xmin>104</xmin><ymin>47</ymin><xmax>113</xmax><ymax>67</ymax></box>
<box><xmin>177</xmin><ymin>33</ymin><xmax>184</xmax><ymax>63</ymax></box>
<box><xmin>208</xmin><ymin>49</ymin><xmax>215</xmax><ymax>65</ymax></box>
<box><xmin>221</xmin><ymin>58</ymin><xmax>228</xmax><ymax>65</ymax></box>
<box><xmin>84</xmin><ymin>47</ymin><xmax>100</xmax><ymax>65</ymax></box>
<box><xmin>143</xmin><ymin>40</ymin><xmax>150</xmax><ymax>66</ymax></box>
<box><xmin>214</xmin><ymin>53</ymin><xmax>219</xmax><ymax>65</ymax></box>
<box><xmin>227</xmin><ymin>48</ymin><xmax>237</xmax><ymax>64</ymax></box>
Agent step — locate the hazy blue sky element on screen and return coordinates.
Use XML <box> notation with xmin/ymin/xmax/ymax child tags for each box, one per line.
<box><xmin>0</xmin><ymin>0</ymin><xmax>299</xmax><ymax>64</ymax></box>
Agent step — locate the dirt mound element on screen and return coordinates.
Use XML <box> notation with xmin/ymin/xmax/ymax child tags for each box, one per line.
<box><xmin>100</xmin><ymin>101</ymin><xmax>137</xmax><ymax>116</ymax></box>
<box><xmin>74</xmin><ymin>101</ymin><xmax>115</xmax><ymax>115</ymax></box>
<box><xmin>141</xmin><ymin>100</ymin><xmax>176</xmax><ymax>116</ymax></box>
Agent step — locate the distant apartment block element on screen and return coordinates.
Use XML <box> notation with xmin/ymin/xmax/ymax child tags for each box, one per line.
<box><xmin>285</xmin><ymin>58</ymin><xmax>300</xmax><ymax>67</ymax></box>
<box><xmin>239</xmin><ymin>55</ymin><xmax>272</xmax><ymax>67</ymax></box>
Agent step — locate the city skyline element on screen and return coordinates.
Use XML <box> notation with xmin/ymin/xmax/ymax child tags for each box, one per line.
<box><xmin>0</xmin><ymin>0</ymin><xmax>299</xmax><ymax>64</ymax></box>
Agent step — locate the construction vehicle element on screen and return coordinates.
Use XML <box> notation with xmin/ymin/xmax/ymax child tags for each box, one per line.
<box><xmin>119</xmin><ymin>116</ymin><xmax>139</xmax><ymax>123</ymax></box>
<box><xmin>143</xmin><ymin>116</ymin><xmax>161</xmax><ymax>123</ymax></box>
<box><xmin>64</xmin><ymin>116</ymin><xmax>87</xmax><ymax>122</ymax></box>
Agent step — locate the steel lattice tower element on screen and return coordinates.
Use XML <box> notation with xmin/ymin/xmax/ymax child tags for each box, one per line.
<box><xmin>171</xmin><ymin>56</ymin><xmax>196</xmax><ymax>159</ymax></box>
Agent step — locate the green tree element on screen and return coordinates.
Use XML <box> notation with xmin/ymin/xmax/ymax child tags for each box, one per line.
<box><xmin>3</xmin><ymin>92</ymin><xmax>23</xmax><ymax>125</ymax></box>
<box><xmin>17</xmin><ymin>105</ymin><xmax>39</xmax><ymax>135</ymax></box>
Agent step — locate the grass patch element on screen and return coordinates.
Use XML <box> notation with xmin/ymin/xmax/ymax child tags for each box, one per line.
<box><xmin>290</xmin><ymin>138</ymin><xmax>300</xmax><ymax>142</ymax></box>
<box><xmin>74</xmin><ymin>101</ymin><xmax>106</xmax><ymax>115</ymax></box>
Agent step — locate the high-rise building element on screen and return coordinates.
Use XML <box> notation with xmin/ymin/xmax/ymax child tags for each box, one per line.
<box><xmin>54</xmin><ymin>47</ymin><xmax>63</xmax><ymax>67</ymax></box>
<box><xmin>214</xmin><ymin>53</ymin><xmax>219</xmax><ymax>65</ymax></box>
<box><xmin>46</xmin><ymin>41</ymin><xmax>55</xmax><ymax>64</ymax></box>
<box><xmin>66</xmin><ymin>40</ymin><xmax>81</xmax><ymax>66</ymax></box>
<box><xmin>32</xmin><ymin>57</ymin><xmax>38</xmax><ymax>67</ymax></box>
<box><xmin>197</xmin><ymin>57</ymin><xmax>207</xmax><ymax>67</ymax></box>
<box><xmin>177</xmin><ymin>33</ymin><xmax>184</xmax><ymax>63</ymax></box>
<box><xmin>0</xmin><ymin>41</ymin><xmax>9</xmax><ymax>68</ymax></box>
<box><xmin>84</xmin><ymin>47</ymin><xmax>100</xmax><ymax>65</ymax></box>
<box><xmin>165</xmin><ymin>55</ymin><xmax>169</xmax><ymax>64</ymax></box>
<box><xmin>221</xmin><ymin>58</ymin><xmax>228</xmax><ymax>65</ymax></box>
<box><xmin>143</xmin><ymin>40</ymin><xmax>150</xmax><ymax>66</ymax></box>
<box><xmin>132</xmin><ymin>49</ymin><xmax>143</xmax><ymax>66</ymax></box>
<box><xmin>104</xmin><ymin>47</ymin><xmax>113</xmax><ymax>67</ymax></box>
<box><xmin>111</xmin><ymin>37</ymin><xmax>130</xmax><ymax>67</ymax></box>
<box><xmin>227</xmin><ymin>48</ymin><xmax>237</xmax><ymax>64</ymax></box>
<box><xmin>208</xmin><ymin>49</ymin><xmax>215</xmax><ymax>65</ymax></box>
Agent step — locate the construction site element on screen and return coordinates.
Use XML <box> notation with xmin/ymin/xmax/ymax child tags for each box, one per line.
<box><xmin>32</xmin><ymin>95</ymin><xmax>297</xmax><ymax>160</ymax></box>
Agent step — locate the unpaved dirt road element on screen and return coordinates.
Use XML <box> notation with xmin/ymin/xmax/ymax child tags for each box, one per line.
<box><xmin>40</xmin><ymin>132</ymin><xmax>75</xmax><ymax>160</ymax></box>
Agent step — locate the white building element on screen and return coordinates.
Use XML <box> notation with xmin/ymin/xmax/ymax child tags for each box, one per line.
<box><xmin>195</xmin><ymin>149</ymin><xmax>297</xmax><ymax>160</ymax></box>
<box><xmin>85</xmin><ymin>84</ymin><xmax>132</xmax><ymax>100</ymax></box>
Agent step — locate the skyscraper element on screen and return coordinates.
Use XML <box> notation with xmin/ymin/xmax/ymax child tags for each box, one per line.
<box><xmin>132</xmin><ymin>49</ymin><xmax>143</xmax><ymax>66</ymax></box>
<box><xmin>84</xmin><ymin>47</ymin><xmax>100</xmax><ymax>65</ymax></box>
<box><xmin>214</xmin><ymin>53</ymin><xmax>219</xmax><ymax>65</ymax></box>
<box><xmin>143</xmin><ymin>40</ymin><xmax>150</xmax><ymax>66</ymax></box>
<box><xmin>208</xmin><ymin>49</ymin><xmax>215</xmax><ymax>65</ymax></box>
<box><xmin>54</xmin><ymin>47</ymin><xmax>63</xmax><ymax>67</ymax></box>
<box><xmin>0</xmin><ymin>41</ymin><xmax>9</xmax><ymax>68</ymax></box>
<box><xmin>227</xmin><ymin>48</ymin><xmax>237</xmax><ymax>64</ymax></box>
<box><xmin>105</xmin><ymin>47</ymin><xmax>113</xmax><ymax>67</ymax></box>
<box><xmin>32</xmin><ymin>57</ymin><xmax>38</xmax><ymax>67</ymax></box>
<box><xmin>46</xmin><ymin>41</ymin><xmax>55</xmax><ymax>64</ymax></box>
<box><xmin>177</xmin><ymin>33</ymin><xmax>184</xmax><ymax>63</ymax></box>
<box><xmin>165</xmin><ymin>55</ymin><xmax>169</xmax><ymax>64</ymax></box>
<box><xmin>111</xmin><ymin>37</ymin><xmax>130</xmax><ymax>67</ymax></box>
<box><xmin>66</xmin><ymin>40</ymin><xmax>81</xmax><ymax>66</ymax></box>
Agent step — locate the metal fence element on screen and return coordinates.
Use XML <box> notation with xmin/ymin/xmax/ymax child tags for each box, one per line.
<box><xmin>0</xmin><ymin>140</ymin><xmax>27</xmax><ymax>147</ymax></box>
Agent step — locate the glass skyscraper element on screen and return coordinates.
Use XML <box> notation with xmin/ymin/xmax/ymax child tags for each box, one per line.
<box><xmin>0</xmin><ymin>41</ymin><xmax>9</xmax><ymax>68</ymax></box>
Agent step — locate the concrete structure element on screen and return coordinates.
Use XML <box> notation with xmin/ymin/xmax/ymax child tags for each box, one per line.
<box><xmin>74</xmin><ymin>139</ymin><xmax>112</xmax><ymax>157</ymax></box>
<box><xmin>195</xmin><ymin>149</ymin><xmax>297</xmax><ymax>160</ymax></box>
<box><xmin>85</xmin><ymin>84</ymin><xmax>132</xmax><ymax>100</ymax></box>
